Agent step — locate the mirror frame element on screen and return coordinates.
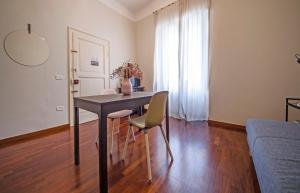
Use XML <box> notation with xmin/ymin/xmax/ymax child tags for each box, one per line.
<box><xmin>4</xmin><ymin>30</ymin><xmax>50</xmax><ymax>67</ymax></box>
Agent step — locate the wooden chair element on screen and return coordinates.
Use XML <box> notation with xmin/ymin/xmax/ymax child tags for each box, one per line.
<box><xmin>122</xmin><ymin>91</ymin><xmax>174</xmax><ymax>182</ymax></box>
<box><xmin>96</xmin><ymin>89</ymin><xmax>135</xmax><ymax>155</ymax></box>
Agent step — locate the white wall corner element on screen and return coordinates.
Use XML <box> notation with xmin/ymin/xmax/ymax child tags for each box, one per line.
<box><xmin>97</xmin><ymin>0</ymin><xmax>136</xmax><ymax>21</ymax></box>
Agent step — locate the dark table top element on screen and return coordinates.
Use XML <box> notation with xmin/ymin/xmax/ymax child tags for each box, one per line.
<box><xmin>74</xmin><ymin>92</ymin><xmax>154</xmax><ymax>105</ymax></box>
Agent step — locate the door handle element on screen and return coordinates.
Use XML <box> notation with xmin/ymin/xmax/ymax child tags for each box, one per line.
<box><xmin>71</xmin><ymin>90</ymin><xmax>79</xmax><ymax>93</ymax></box>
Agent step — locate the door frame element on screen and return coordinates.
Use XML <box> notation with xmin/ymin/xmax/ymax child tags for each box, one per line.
<box><xmin>68</xmin><ymin>27</ymin><xmax>110</xmax><ymax>126</ymax></box>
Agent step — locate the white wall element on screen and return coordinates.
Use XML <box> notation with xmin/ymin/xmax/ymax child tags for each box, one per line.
<box><xmin>209</xmin><ymin>0</ymin><xmax>300</xmax><ymax>125</ymax></box>
<box><xmin>0</xmin><ymin>0</ymin><xmax>136</xmax><ymax>139</ymax></box>
<box><xmin>136</xmin><ymin>15</ymin><xmax>155</xmax><ymax>91</ymax></box>
<box><xmin>135</xmin><ymin>0</ymin><xmax>300</xmax><ymax>125</ymax></box>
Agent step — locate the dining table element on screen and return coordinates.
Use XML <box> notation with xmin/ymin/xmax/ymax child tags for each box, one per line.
<box><xmin>73</xmin><ymin>91</ymin><xmax>170</xmax><ymax>193</ymax></box>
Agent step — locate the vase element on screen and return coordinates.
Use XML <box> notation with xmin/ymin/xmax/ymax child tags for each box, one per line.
<box><xmin>121</xmin><ymin>78</ymin><xmax>132</xmax><ymax>95</ymax></box>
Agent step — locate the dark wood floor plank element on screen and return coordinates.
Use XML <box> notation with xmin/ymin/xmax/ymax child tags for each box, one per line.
<box><xmin>0</xmin><ymin>118</ymin><xmax>260</xmax><ymax>193</ymax></box>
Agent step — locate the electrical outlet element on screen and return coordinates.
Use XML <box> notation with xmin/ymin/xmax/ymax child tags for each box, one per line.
<box><xmin>55</xmin><ymin>75</ymin><xmax>64</xmax><ymax>80</ymax></box>
<box><xmin>56</xmin><ymin>106</ymin><xmax>64</xmax><ymax>111</ymax></box>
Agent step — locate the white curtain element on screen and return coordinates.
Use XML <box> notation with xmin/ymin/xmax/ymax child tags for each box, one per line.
<box><xmin>154</xmin><ymin>0</ymin><xmax>210</xmax><ymax>121</ymax></box>
<box><xmin>153</xmin><ymin>3</ymin><xmax>180</xmax><ymax>118</ymax></box>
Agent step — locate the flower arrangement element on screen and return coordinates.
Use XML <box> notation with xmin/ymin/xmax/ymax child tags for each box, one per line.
<box><xmin>110</xmin><ymin>61</ymin><xmax>143</xmax><ymax>79</ymax></box>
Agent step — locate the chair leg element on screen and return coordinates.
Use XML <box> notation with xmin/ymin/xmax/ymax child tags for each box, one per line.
<box><xmin>130</xmin><ymin>125</ymin><xmax>136</xmax><ymax>142</ymax></box>
<box><xmin>116</xmin><ymin>118</ymin><xmax>120</xmax><ymax>134</ymax></box>
<box><xmin>110</xmin><ymin>119</ymin><xmax>115</xmax><ymax>155</ymax></box>
<box><xmin>95</xmin><ymin>137</ymin><xmax>99</xmax><ymax>148</ymax></box>
<box><xmin>128</xmin><ymin>115</ymin><xmax>135</xmax><ymax>141</ymax></box>
<box><xmin>144</xmin><ymin>131</ymin><xmax>152</xmax><ymax>182</ymax></box>
<box><xmin>159</xmin><ymin>126</ymin><xmax>174</xmax><ymax>161</ymax></box>
<box><xmin>122</xmin><ymin>125</ymin><xmax>132</xmax><ymax>160</ymax></box>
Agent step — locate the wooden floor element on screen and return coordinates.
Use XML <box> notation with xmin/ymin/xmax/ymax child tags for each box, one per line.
<box><xmin>0</xmin><ymin>118</ymin><xmax>260</xmax><ymax>193</ymax></box>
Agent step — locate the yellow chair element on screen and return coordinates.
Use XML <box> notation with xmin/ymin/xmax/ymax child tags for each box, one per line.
<box><xmin>122</xmin><ymin>91</ymin><xmax>174</xmax><ymax>182</ymax></box>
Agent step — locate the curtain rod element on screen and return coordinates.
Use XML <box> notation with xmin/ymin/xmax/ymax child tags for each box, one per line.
<box><xmin>153</xmin><ymin>1</ymin><xmax>177</xmax><ymax>14</ymax></box>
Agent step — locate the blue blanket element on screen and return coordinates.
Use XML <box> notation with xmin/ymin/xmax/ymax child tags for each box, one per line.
<box><xmin>246</xmin><ymin>119</ymin><xmax>300</xmax><ymax>193</ymax></box>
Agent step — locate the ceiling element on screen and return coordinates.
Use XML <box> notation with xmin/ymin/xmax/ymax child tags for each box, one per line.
<box><xmin>98</xmin><ymin>0</ymin><xmax>177</xmax><ymax>21</ymax></box>
<box><xmin>116</xmin><ymin>0</ymin><xmax>152</xmax><ymax>12</ymax></box>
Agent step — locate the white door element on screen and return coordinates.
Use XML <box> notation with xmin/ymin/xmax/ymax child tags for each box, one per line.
<box><xmin>69</xmin><ymin>28</ymin><xmax>109</xmax><ymax>124</ymax></box>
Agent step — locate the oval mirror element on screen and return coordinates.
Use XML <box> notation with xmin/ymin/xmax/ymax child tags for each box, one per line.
<box><xmin>4</xmin><ymin>30</ymin><xmax>49</xmax><ymax>66</ymax></box>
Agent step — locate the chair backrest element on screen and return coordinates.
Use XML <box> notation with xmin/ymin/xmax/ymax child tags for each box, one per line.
<box><xmin>145</xmin><ymin>91</ymin><xmax>168</xmax><ymax>128</ymax></box>
<box><xmin>100</xmin><ymin>88</ymin><xmax>117</xmax><ymax>95</ymax></box>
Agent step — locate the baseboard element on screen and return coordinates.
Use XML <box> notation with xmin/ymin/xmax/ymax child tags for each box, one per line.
<box><xmin>0</xmin><ymin>124</ymin><xmax>70</xmax><ymax>147</ymax></box>
<box><xmin>208</xmin><ymin>120</ymin><xmax>245</xmax><ymax>132</ymax></box>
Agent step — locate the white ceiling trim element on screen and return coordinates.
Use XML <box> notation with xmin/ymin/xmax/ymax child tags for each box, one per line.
<box><xmin>135</xmin><ymin>0</ymin><xmax>177</xmax><ymax>21</ymax></box>
<box><xmin>97</xmin><ymin>0</ymin><xmax>135</xmax><ymax>21</ymax></box>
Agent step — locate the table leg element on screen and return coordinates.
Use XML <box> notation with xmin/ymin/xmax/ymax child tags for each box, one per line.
<box><xmin>139</xmin><ymin>106</ymin><xmax>143</xmax><ymax>116</ymax></box>
<box><xmin>98</xmin><ymin>113</ymin><xmax>108</xmax><ymax>193</ymax></box>
<box><xmin>166</xmin><ymin>97</ymin><xmax>169</xmax><ymax>142</ymax></box>
<box><xmin>74</xmin><ymin>106</ymin><xmax>80</xmax><ymax>165</ymax></box>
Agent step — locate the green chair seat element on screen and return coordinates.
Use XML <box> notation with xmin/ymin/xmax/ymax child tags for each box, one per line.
<box><xmin>129</xmin><ymin>115</ymin><xmax>146</xmax><ymax>129</ymax></box>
